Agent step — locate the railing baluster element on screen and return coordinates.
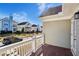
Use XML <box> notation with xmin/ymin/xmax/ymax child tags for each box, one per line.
<box><xmin>0</xmin><ymin>34</ymin><xmax>44</xmax><ymax>56</ymax></box>
<box><xmin>18</xmin><ymin>46</ymin><xmax>20</xmax><ymax>56</ymax></box>
<box><xmin>21</xmin><ymin>45</ymin><xmax>23</xmax><ymax>56</ymax></box>
<box><xmin>22</xmin><ymin>44</ymin><xmax>24</xmax><ymax>56</ymax></box>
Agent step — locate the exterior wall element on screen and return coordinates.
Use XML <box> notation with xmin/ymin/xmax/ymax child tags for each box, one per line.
<box><xmin>63</xmin><ymin>3</ymin><xmax>79</xmax><ymax>17</ymax></box>
<box><xmin>31</xmin><ymin>27</ymin><xmax>37</xmax><ymax>32</ymax></box>
<box><xmin>2</xmin><ymin>17</ymin><xmax>12</xmax><ymax>31</ymax></box>
<box><xmin>0</xmin><ymin>20</ymin><xmax>2</xmax><ymax>31</ymax></box>
<box><xmin>17</xmin><ymin>25</ymin><xmax>25</xmax><ymax>32</ymax></box>
<box><xmin>0</xmin><ymin>16</ymin><xmax>13</xmax><ymax>32</ymax></box>
<box><xmin>43</xmin><ymin>20</ymin><xmax>71</xmax><ymax>48</ymax></box>
<box><xmin>24</xmin><ymin>27</ymin><xmax>31</xmax><ymax>32</ymax></box>
<box><xmin>9</xmin><ymin>16</ymin><xmax>13</xmax><ymax>31</ymax></box>
<box><xmin>17</xmin><ymin>24</ymin><xmax>32</xmax><ymax>32</ymax></box>
<box><xmin>38</xmin><ymin>26</ymin><xmax>43</xmax><ymax>32</ymax></box>
<box><xmin>12</xmin><ymin>21</ymin><xmax>17</xmax><ymax>32</ymax></box>
<box><xmin>2</xmin><ymin>18</ymin><xmax>9</xmax><ymax>31</ymax></box>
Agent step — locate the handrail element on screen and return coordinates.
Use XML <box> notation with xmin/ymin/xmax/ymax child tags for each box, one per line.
<box><xmin>0</xmin><ymin>38</ymin><xmax>33</xmax><ymax>51</ymax></box>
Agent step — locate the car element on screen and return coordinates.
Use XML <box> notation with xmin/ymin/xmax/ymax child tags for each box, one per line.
<box><xmin>2</xmin><ymin>36</ymin><xmax>23</xmax><ymax>45</ymax></box>
<box><xmin>2</xmin><ymin>38</ymin><xmax>12</xmax><ymax>45</ymax></box>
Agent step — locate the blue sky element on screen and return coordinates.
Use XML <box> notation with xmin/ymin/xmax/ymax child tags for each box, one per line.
<box><xmin>0</xmin><ymin>3</ymin><xmax>62</xmax><ymax>26</ymax></box>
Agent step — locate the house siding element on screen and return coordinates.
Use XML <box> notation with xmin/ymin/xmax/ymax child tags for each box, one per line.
<box><xmin>43</xmin><ymin>20</ymin><xmax>71</xmax><ymax>48</ymax></box>
<box><xmin>0</xmin><ymin>20</ymin><xmax>2</xmax><ymax>31</ymax></box>
<box><xmin>0</xmin><ymin>16</ymin><xmax>13</xmax><ymax>32</ymax></box>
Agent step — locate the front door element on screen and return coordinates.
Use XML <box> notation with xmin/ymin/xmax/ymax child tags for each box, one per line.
<box><xmin>71</xmin><ymin>19</ymin><xmax>77</xmax><ymax>55</ymax></box>
<box><xmin>76</xmin><ymin>19</ymin><xmax>79</xmax><ymax>55</ymax></box>
<box><xmin>71</xmin><ymin>11</ymin><xmax>79</xmax><ymax>56</ymax></box>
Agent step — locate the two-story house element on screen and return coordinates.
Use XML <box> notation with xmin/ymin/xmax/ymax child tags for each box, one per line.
<box><xmin>0</xmin><ymin>15</ymin><xmax>13</xmax><ymax>33</ymax></box>
<box><xmin>31</xmin><ymin>24</ymin><xmax>38</xmax><ymax>32</ymax></box>
<box><xmin>12</xmin><ymin>20</ymin><xmax>18</xmax><ymax>32</ymax></box>
<box><xmin>17</xmin><ymin>22</ymin><xmax>32</xmax><ymax>32</ymax></box>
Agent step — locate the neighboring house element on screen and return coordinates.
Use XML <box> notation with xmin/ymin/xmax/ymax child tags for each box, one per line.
<box><xmin>0</xmin><ymin>15</ymin><xmax>42</xmax><ymax>33</ymax></box>
<box><xmin>40</xmin><ymin>3</ymin><xmax>79</xmax><ymax>55</ymax></box>
<box><xmin>31</xmin><ymin>24</ymin><xmax>43</xmax><ymax>32</ymax></box>
<box><xmin>38</xmin><ymin>26</ymin><xmax>43</xmax><ymax>32</ymax></box>
<box><xmin>12</xmin><ymin>20</ymin><xmax>18</xmax><ymax>32</ymax></box>
<box><xmin>17</xmin><ymin>22</ymin><xmax>31</xmax><ymax>32</ymax></box>
<box><xmin>0</xmin><ymin>15</ymin><xmax>13</xmax><ymax>33</ymax></box>
<box><xmin>31</xmin><ymin>24</ymin><xmax>38</xmax><ymax>32</ymax></box>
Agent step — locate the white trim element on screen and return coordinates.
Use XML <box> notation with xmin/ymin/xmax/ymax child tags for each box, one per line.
<box><xmin>42</xmin><ymin>15</ymin><xmax>72</xmax><ymax>22</ymax></box>
<box><xmin>40</xmin><ymin>4</ymin><xmax>79</xmax><ymax>22</ymax></box>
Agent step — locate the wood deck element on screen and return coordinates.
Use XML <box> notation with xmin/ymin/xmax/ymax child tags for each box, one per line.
<box><xmin>31</xmin><ymin>44</ymin><xmax>73</xmax><ymax>56</ymax></box>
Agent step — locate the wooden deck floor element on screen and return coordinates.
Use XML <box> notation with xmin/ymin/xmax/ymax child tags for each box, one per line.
<box><xmin>31</xmin><ymin>44</ymin><xmax>73</xmax><ymax>56</ymax></box>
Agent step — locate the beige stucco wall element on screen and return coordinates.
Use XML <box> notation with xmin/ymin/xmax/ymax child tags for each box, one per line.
<box><xmin>43</xmin><ymin>20</ymin><xmax>71</xmax><ymax>48</ymax></box>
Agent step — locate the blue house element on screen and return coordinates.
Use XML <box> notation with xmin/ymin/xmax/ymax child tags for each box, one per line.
<box><xmin>0</xmin><ymin>15</ymin><xmax>13</xmax><ymax>32</ymax></box>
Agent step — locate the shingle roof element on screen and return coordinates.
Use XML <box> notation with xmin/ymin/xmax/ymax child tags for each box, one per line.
<box><xmin>40</xmin><ymin>5</ymin><xmax>62</xmax><ymax>17</ymax></box>
<box><xmin>32</xmin><ymin>24</ymin><xmax>37</xmax><ymax>27</ymax></box>
<box><xmin>18</xmin><ymin>22</ymin><xmax>28</xmax><ymax>25</ymax></box>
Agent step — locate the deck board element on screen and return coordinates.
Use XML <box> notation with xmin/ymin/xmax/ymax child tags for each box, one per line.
<box><xmin>31</xmin><ymin>44</ymin><xmax>73</xmax><ymax>56</ymax></box>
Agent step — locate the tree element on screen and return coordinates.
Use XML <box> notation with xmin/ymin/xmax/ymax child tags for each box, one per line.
<box><xmin>36</xmin><ymin>28</ymin><xmax>39</xmax><ymax>34</ymax></box>
<box><xmin>21</xmin><ymin>28</ymin><xmax>24</xmax><ymax>33</ymax></box>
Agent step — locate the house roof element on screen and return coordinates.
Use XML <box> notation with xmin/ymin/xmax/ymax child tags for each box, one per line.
<box><xmin>40</xmin><ymin>4</ymin><xmax>79</xmax><ymax>22</ymax></box>
<box><xmin>40</xmin><ymin>5</ymin><xmax>62</xmax><ymax>17</ymax></box>
<box><xmin>0</xmin><ymin>17</ymin><xmax>9</xmax><ymax>21</ymax></box>
<box><xmin>13</xmin><ymin>20</ymin><xmax>18</xmax><ymax>23</ymax></box>
<box><xmin>32</xmin><ymin>24</ymin><xmax>37</xmax><ymax>27</ymax></box>
<box><xmin>18</xmin><ymin>22</ymin><xmax>28</xmax><ymax>25</ymax></box>
<box><xmin>0</xmin><ymin>16</ymin><xmax>13</xmax><ymax>21</ymax></box>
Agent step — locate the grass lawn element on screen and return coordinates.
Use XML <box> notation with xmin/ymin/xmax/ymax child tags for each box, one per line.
<box><xmin>14</xmin><ymin>33</ymin><xmax>33</xmax><ymax>38</ymax></box>
<box><xmin>0</xmin><ymin>37</ymin><xmax>4</xmax><ymax>42</ymax></box>
<box><xmin>0</xmin><ymin>33</ymin><xmax>42</xmax><ymax>42</ymax></box>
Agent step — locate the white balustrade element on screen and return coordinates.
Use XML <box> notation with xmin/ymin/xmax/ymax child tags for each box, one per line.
<box><xmin>0</xmin><ymin>34</ymin><xmax>44</xmax><ymax>56</ymax></box>
<box><xmin>35</xmin><ymin>34</ymin><xmax>44</xmax><ymax>51</ymax></box>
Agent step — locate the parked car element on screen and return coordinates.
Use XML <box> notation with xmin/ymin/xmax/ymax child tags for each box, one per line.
<box><xmin>2</xmin><ymin>36</ymin><xmax>23</xmax><ymax>45</ymax></box>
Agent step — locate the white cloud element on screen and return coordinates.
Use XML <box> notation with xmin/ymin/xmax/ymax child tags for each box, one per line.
<box><xmin>0</xmin><ymin>14</ymin><xmax>8</xmax><ymax>19</ymax></box>
<box><xmin>37</xmin><ymin>3</ymin><xmax>61</xmax><ymax>15</ymax></box>
<box><xmin>37</xmin><ymin>3</ymin><xmax>46</xmax><ymax>15</ymax></box>
<box><xmin>47</xmin><ymin>4</ymin><xmax>54</xmax><ymax>8</ymax></box>
<box><xmin>37</xmin><ymin>3</ymin><xmax>54</xmax><ymax>15</ymax></box>
<box><xmin>12</xmin><ymin>12</ymin><xmax>29</xmax><ymax>23</ymax></box>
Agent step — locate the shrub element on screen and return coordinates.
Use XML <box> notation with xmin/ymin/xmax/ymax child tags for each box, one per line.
<box><xmin>0</xmin><ymin>30</ymin><xmax>12</xmax><ymax>34</ymax></box>
<box><xmin>21</xmin><ymin>28</ymin><xmax>24</xmax><ymax>33</ymax></box>
<box><xmin>14</xmin><ymin>31</ymin><xmax>21</xmax><ymax>34</ymax></box>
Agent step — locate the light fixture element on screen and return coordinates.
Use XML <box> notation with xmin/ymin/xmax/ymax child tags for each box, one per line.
<box><xmin>74</xmin><ymin>11</ymin><xmax>79</xmax><ymax>19</ymax></box>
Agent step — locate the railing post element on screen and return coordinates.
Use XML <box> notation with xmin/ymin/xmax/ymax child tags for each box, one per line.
<box><xmin>0</xmin><ymin>34</ymin><xmax>44</xmax><ymax>56</ymax></box>
<box><xmin>43</xmin><ymin>33</ymin><xmax>45</xmax><ymax>44</ymax></box>
<box><xmin>32</xmin><ymin>36</ymin><xmax>36</xmax><ymax>53</ymax></box>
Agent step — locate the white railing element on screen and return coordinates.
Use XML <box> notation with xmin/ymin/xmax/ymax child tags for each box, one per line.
<box><xmin>35</xmin><ymin>35</ymin><xmax>44</xmax><ymax>51</ymax></box>
<box><xmin>0</xmin><ymin>34</ymin><xmax>44</xmax><ymax>56</ymax></box>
